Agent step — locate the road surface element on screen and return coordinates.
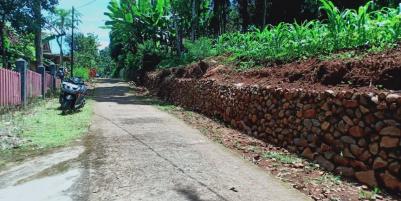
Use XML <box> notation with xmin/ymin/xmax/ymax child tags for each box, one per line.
<box><xmin>0</xmin><ymin>79</ymin><xmax>310</xmax><ymax>201</ymax></box>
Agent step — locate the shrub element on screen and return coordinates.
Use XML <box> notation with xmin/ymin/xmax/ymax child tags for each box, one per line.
<box><xmin>74</xmin><ymin>67</ymin><xmax>90</xmax><ymax>81</ymax></box>
<box><xmin>184</xmin><ymin>37</ymin><xmax>217</xmax><ymax>61</ymax></box>
<box><xmin>158</xmin><ymin>37</ymin><xmax>217</xmax><ymax>69</ymax></box>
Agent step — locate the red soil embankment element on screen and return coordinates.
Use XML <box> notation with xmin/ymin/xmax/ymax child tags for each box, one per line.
<box><xmin>143</xmin><ymin>50</ymin><xmax>401</xmax><ymax>192</ymax></box>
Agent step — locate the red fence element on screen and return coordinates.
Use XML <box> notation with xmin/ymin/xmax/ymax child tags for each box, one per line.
<box><xmin>1</xmin><ymin>67</ymin><xmax>61</xmax><ymax>107</ymax></box>
<box><xmin>56</xmin><ymin>78</ymin><xmax>61</xmax><ymax>87</ymax></box>
<box><xmin>0</xmin><ymin>68</ymin><xmax>21</xmax><ymax>106</ymax></box>
<box><xmin>27</xmin><ymin>70</ymin><xmax>42</xmax><ymax>98</ymax></box>
<box><xmin>45</xmin><ymin>73</ymin><xmax>53</xmax><ymax>92</ymax></box>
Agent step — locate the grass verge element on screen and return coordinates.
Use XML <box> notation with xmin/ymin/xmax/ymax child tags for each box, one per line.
<box><xmin>0</xmin><ymin>98</ymin><xmax>93</xmax><ymax>170</ymax></box>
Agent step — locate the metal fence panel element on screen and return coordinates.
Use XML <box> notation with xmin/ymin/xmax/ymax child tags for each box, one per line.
<box><xmin>27</xmin><ymin>70</ymin><xmax>42</xmax><ymax>98</ymax></box>
<box><xmin>0</xmin><ymin>68</ymin><xmax>21</xmax><ymax>106</ymax></box>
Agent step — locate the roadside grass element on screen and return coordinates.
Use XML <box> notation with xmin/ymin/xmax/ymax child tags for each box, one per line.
<box><xmin>0</xmin><ymin>98</ymin><xmax>93</xmax><ymax>170</ymax></box>
<box><xmin>313</xmin><ymin>173</ymin><xmax>342</xmax><ymax>185</ymax></box>
<box><xmin>359</xmin><ymin>187</ymin><xmax>382</xmax><ymax>200</ymax></box>
<box><xmin>21</xmin><ymin>99</ymin><xmax>93</xmax><ymax>148</ymax></box>
<box><xmin>156</xmin><ymin>103</ymin><xmax>178</xmax><ymax>112</ymax></box>
<box><xmin>261</xmin><ymin>151</ymin><xmax>302</xmax><ymax>164</ymax></box>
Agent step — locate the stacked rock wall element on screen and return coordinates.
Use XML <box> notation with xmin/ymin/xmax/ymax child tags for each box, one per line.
<box><xmin>145</xmin><ymin>73</ymin><xmax>401</xmax><ymax>191</ymax></box>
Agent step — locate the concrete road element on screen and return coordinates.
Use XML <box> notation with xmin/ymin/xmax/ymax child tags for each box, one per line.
<box><xmin>76</xmin><ymin>79</ymin><xmax>310</xmax><ymax>201</ymax></box>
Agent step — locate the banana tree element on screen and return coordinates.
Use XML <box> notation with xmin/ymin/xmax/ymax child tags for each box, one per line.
<box><xmin>105</xmin><ymin>0</ymin><xmax>172</xmax><ymax>54</ymax></box>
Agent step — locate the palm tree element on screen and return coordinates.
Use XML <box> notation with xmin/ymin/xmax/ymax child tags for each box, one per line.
<box><xmin>47</xmin><ymin>8</ymin><xmax>76</xmax><ymax>68</ymax></box>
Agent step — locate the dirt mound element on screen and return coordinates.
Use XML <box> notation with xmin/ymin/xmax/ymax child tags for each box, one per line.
<box><xmin>202</xmin><ymin>46</ymin><xmax>401</xmax><ymax>92</ymax></box>
<box><xmin>378</xmin><ymin>66</ymin><xmax>401</xmax><ymax>90</ymax></box>
<box><xmin>147</xmin><ymin>46</ymin><xmax>401</xmax><ymax>92</ymax></box>
<box><xmin>183</xmin><ymin>60</ymin><xmax>210</xmax><ymax>78</ymax></box>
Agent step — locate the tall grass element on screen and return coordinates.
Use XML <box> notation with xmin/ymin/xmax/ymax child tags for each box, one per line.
<box><xmin>216</xmin><ymin>0</ymin><xmax>401</xmax><ymax>66</ymax></box>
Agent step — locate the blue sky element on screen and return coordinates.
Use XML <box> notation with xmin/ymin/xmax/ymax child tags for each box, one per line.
<box><xmin>50</xmin><ymin>0</ymin><xmax>110</xmax><ymax>53</ymax></box>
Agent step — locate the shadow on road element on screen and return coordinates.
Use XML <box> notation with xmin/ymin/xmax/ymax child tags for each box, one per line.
<box><xmin>92</xmin><ymin>79</ymin><xmax>162</xmax><ymax>106</ymax></box>
<box><xmin>175</xmin><ymin>187</ymin><xmax>204</xmax><ymax>201</ymax></box>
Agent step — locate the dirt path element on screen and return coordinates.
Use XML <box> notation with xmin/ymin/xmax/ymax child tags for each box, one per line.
<box><xmin>75</xmin><ymin>79</ymin><xmax>310</xmax><ymax>201</ymax></box>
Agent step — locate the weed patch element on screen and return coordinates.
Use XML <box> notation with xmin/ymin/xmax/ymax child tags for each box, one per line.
<box><xmin>0</xmin><ymin>99</ymin><xmax>93</xmax><ymax>169</ymax></box>
<box><xmin>262</xmin><ymin>151</ymin><xmax>301</xmax><ymax>164</ymax></box>
<box><xmin>313</xmin><ymin>173</ymin><xmax>342</xmax><ymax>186</ymax></box>
<box><xmin>359</xmin><ymin>187</ymin><xmax>382</xmax><ymax>200</ymax></box>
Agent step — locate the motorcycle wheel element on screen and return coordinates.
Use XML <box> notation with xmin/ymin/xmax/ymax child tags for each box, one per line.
<box><xmin>61</xmin><ymin>100</ymin><xmax>72</xmax><ymax>115</ymax></box>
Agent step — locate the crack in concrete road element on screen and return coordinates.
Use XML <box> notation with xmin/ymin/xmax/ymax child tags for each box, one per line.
<box><xmin>94</xmin><ymin>113</ymin><xmax>230</xmax><ymax>201</ymax></box>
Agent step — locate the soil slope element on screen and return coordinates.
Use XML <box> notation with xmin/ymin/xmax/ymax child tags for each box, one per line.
<box><xmin>155</xmin><ymin>47</ymin><xmax>401</xmax><ymax>92</ymax></box>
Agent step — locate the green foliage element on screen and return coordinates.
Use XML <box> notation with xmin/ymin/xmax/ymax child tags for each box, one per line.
<box><xmin>3</xmin><ymin>28</ymin><xmax>35</xmax><ymax>65</ymax></box>
<box><xmin>74</xmin><ymin>67</ymin><xmax>89</xmax><ymax>81</ymax></box>
<box><xmin>66</xmin><ymin>33</ymin><xmax>100</xmax><ymax>70</ymax></box>
<box><xmin>313</xmin><ymin>173</ymin><xmax>342</xmax><ymax>185</ymax></box>
<box><xmin>158</xmin><ymin>56</ymin><xmax>186</xmax><ymax>69</ymax></box>
<box><xmin>20</xmin><ymin>99</ymin><xmax>93</xmax><ymax>148</ymax></box>
<box><xmin>105</xmin><ymin>0</ymin><xmax>401</xmax><ymax>74</ymax></box>
<box><xmin>158</xmin><ymin>37</ymin><xmax>217</xmax><ymax>69</ymax></box>
<box><xmin>216</xmin><ymin>0</ymin><xmax>401</xmax><ymax>68</ymax></box>
<box><xmin>262</xmin><ymin>151</ymin><xmax>302</xmax><ymax>164</ymax></box>
<box><xmin>97</xmin><ymin>47</ymin><xmax>116</xmax><ymax>77</ymax></box>
<box><xmin>184</xmin><ymin>37</ymin><xmax>217</xmax><ymax>61</ymax></box>
<box><xmin>105</xmin><ymin>0</ymin><xmax>218</xmax><ymax>75</ymax></box>
<box><xmin>105</xmin><ymin>0</ymin><xmax>172</xmax><ymax>53</ymax></box>
<box><xmin>138</xmin><ymin>40</ymin><xmax>163</xmax><ymax>59</ymax></box>
<box><xmin>359</xmin><ymin>187</ymin><xmax>382</xmax><ymax>200</ymax></box>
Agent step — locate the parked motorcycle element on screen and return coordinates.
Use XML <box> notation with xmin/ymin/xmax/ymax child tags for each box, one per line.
<box><xmin>59</xmin><ymin>77</ymin><xmax>87</xmax><ymax>114</ymax></box>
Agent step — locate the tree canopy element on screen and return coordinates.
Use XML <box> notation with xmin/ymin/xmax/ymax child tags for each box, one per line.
<box><xmin>0</xmin><ymin>0</ymin><xmax>58</xmax><ymax>68</ymax></box>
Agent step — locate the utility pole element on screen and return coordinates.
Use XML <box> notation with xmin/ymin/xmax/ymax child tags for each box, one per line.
<box><xmin>71</xmin><ymin>6</ymin><xmax>75</xmax><ymax>77</ymax></box>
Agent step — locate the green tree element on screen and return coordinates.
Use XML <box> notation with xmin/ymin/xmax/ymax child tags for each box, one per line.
<box><xmin>31</xmin><ymin>0</ymin><xmax>58</xmax><ymax>67</ymax></box>
<box><xmin>98</xmin><ymin>47</ymin><xmax>115</xmax><ymax>77</ymax></box>
<box><xmin>0</xmin><ymin>0</ymin><xmax>32</xmax><ymax>68</ymax></box>
<box><xmin>211</xmin><ymin>0</ymin><xmax>231</xmax><ymax>35</ymax></box>
<box><xmin>66</xmin><ymin>33</ymin><xmax>100</xmax><ymax>69</ymax></box>
<box><xmin>33</xmin><ymin>0</ymin><xmax>43</xmax><ymax>67</ymax></box>
<box><xmin>105</xmin><ymin>0</ymin><xmax>174</xmax><ymax>72</ymax></box>
<box><xmin>0</xmin><ymin>0</ymin><xmax>58</xmax><ymax>68</ymax></box>
<box><xmin>46</xmin><ymin>8</ymin><xmax>81</xmax><ymax>68</ymax></box>
<box><xmin>47</xmin><ymin>8</ymin><xmax>70</xmax><ymax>68</ymax></box>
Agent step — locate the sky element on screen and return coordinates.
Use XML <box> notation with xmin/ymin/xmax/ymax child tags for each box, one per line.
<box><xmin>50</xmin><ymin>0</ymin><xmax>110</xmax><ymax>53</ymax></box>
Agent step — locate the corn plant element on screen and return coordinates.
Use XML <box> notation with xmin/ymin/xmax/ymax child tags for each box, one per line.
<box><xmin>216</xmin><ymin>0</ymin><xmax>401</xmax><ymax>69</ymax></box>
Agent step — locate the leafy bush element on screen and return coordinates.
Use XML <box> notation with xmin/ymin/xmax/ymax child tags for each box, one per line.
<box><xmin>216</xmin><ymin>0</ymin><xmax>401</xmax><ymax>67</ymax></box>
<box><xmin>158</xmin><ymin>56</ymin><xmax>186</xmax><ymax>69</ymax></box>
<box><xmin>158</xmin><ymin>37</ymin><xmax>217</xmax><ymax>69</ymax></box>
<box><xmin>184</xmin><ymin>37</ymin><xmax>217</xmax><ymax>61</ymax></box>
<box><xmin>138</xmin><ymin>40</ymin><xmax>163</xmax><ymax>58</ymax></box>
<box><xmin>74</xmin><ymin>67</ymin><xmax>90</xmax><ymax>81</ymax></box>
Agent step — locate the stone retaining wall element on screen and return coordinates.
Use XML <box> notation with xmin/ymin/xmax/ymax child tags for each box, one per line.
<box><xmin>144</xmin><ymin>73</ymin><xmax>401</xmax><ymax>191</ymax></box>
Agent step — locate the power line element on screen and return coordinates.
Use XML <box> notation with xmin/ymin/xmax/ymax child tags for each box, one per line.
<box><xmin>77</xmin><ymin>0</ymin><xmax>98</xmax><ymax>9</ymax></box>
